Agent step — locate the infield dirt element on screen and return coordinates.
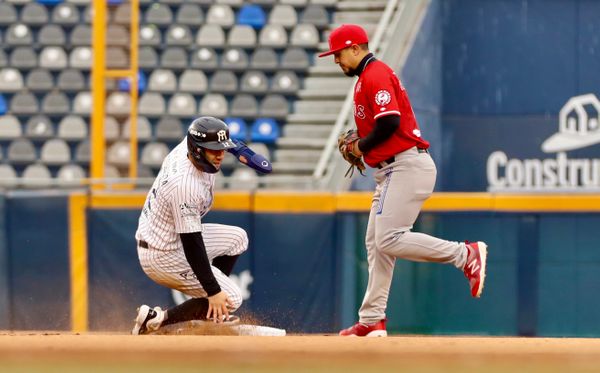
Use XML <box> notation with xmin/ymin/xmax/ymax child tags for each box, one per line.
<box><xmin>0</xmin><ymin>333</ymin><xmax>598</xmax><ymax>372</ymax></box>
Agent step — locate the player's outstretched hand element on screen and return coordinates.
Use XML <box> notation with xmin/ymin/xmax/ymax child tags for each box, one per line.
<box><xmin>207</xmin><ymin>291</ymin><xmax>234</xmax><ymax>323</ymax></box>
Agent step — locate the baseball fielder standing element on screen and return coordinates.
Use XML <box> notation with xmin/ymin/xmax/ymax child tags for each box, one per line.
<box><xmin>132</xmin><ymin>116</ymin><xmax>270</xmax><ymax>335</ymax></box>
<box><xmin>319</xmin><ymin>24</ymin><xmax>488</xmax><ymax>337</ymax></box>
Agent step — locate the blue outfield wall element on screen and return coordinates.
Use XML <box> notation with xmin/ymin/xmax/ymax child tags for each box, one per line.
<box><xmin>0</xmin><ymin>192</ymin><xmax>600</xmax><ymax>336</ymax></box>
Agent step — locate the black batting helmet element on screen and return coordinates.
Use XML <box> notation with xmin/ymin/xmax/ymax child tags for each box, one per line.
<box><xmin>187</xmin><ymin>116</ymin><xmax>236</xmax><ymax>173</ymax></box>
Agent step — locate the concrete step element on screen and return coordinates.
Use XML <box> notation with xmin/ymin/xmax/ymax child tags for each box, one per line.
<box><xmin>298</xmin><ymin>90</ymin><xmax>347</xmax><ymax>100</ymax></box>
<box><xmin>258</xmin><ymin>175</ymin><xmax>316</xmax><ymax>190</ymax></box>
<box><xmin>276</xmin><ymin>137</ymin><xmax>328</xmax><ymax>149</ymax></box>
<box><xmin>286</xmin><ymin>113</ymin><xmax>338</xmax><ymax>124</ymax></box>
<box><xmin>294</xmin><ymin>100</ymin><xmax>344</xmax><ymax>114</ymax></box>
<box><xmin>272</xmin><ymin>161</ymin><xmax>316</xmax><ymax>174</ymax></box>
<box><xmin>337</xmin><ymin>1</ymin><xmax>387</xmax><ymax>11</ymax></box>
<box><xmin>274</xmin><ymin>149</ymin><xmax>323</xmax><ymax>162</ymax></box>
<box><xmin>282</xmin><ymin>124</ymin><xmax>334</xmax><ymax>138</ymax></box>
<box><xmin>333</xmin><ymin>11</ymin><xmax>383</xmax><ymax>25</ymax></box>
<box><xmin>303</xmin><ymin>77</ymin><xmax>353</xmax><ymax>90</ymax></box>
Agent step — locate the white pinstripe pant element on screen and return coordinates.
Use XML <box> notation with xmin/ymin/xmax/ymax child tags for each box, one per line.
<box><xmin>137</xmin><ymin>224</ymin><xmax>249</xmax><ymax>311</ymax></box>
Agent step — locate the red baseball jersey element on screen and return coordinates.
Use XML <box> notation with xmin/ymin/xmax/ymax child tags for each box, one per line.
<box><xmin>353</xmin><ymin>59</ymin><xmax>429</xmax><ymax>167</ymax></box>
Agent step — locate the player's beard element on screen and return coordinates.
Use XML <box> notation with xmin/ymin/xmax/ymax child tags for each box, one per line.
<box><xmin>342</xmin><ymin>66</ymin><xmax>358</xmax><ymax>77</ymax></box>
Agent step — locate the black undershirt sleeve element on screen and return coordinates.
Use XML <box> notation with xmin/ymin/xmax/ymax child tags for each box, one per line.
<box><xmin>357</xmin><ymin>115</ymin><xmax>400</xmax><ymax>154</ymax></box>
<box><xmin>180</xmin><ymin>231</ymin><xmax>221</xmax><ymax>296</ymax></box>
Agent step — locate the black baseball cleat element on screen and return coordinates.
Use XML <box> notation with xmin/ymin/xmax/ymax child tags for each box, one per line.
<box><xmin>132</xmin><ymin>305</ymin><xmax>166</xmax><ymax>335</ymax></box>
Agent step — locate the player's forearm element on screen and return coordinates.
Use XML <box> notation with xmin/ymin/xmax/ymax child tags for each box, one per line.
<box><xmin>180</xmin><ymin>232</ymin><xmax>221</xmax><ymax>296</ymax></box>
<box><xmin>358</xmin><ymin>115</ymin><xmax>400</xmax><ymax>153</ymax></box>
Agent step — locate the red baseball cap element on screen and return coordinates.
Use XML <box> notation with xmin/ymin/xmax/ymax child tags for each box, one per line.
<box><xmin>318</xmin><ymin>24</ymin><xmax>369</xmax><ymax>58</ymax></box>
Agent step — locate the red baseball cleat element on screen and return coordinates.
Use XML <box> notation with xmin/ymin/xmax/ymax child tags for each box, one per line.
<box><xmin>339</xmin><ymin>319</ymin><xmax>387</xmax><ymax>337</ymax></box>
<box><xmin>463</xmin><ymin>241</ymin><xmax>488</xmax><ymax>298</ymax></box>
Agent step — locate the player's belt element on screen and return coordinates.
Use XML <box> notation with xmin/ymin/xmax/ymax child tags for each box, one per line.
<box><xmin>377</xmin><ymin>148</ymin><xmax>428</xmax><ymax>169</ymax></box>
<box><xmin>138</xmin><ymin>240</ymin><xmax>149</xmax><ymax>249</ymax></box>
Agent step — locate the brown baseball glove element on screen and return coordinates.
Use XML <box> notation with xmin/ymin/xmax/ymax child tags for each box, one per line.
<box><xmin>338</xmin><ymin>129</ymin><xmax>366</xmax><ymax>178</ymax></box>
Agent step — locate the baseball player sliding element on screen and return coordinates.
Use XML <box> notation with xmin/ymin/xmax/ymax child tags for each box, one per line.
<box><xmin>320</xmin><ymin>24</ymin><xmax>488</xmax><ymax>337</ymax></box>
<box><xmin>132</xmin><ymin>116</ymin><xmax>271</xmax><ymax>335</ymax></box>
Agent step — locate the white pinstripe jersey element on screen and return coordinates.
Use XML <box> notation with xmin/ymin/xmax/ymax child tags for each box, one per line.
<box><xmin>135</xmin><ymin>140</ymin><xmax>215</xmax><ymax>251</ymax></box>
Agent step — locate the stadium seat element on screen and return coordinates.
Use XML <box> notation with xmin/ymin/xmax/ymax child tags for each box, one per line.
<box><xmin>21</xmin><ymin>163</ymin><xmax>52</xmax><ymax>189</ymax></box>
<box><xmin>156</xmin><ymin>117</ymin><xmax>184</xmax><ymax>141</ymax></box>
<box><xmin>69</xmin><ymin>47</ymin><xmax>92</xmax><ymax>70</ymax></box>
<box><xmin>107</xmin><ymin>25</ymin><xmax>129</xmax><ymax>47</ymax></box>
<box><xmin>57</xmin><ymin>115</ymin><xmax>87</xmax><ymax>141</ymax></box>
<box><xmin>7</xmin><ymin>25</ymin><xmax>32</xmax><ymax>47</ymax></box>
<box><xmin>240</xmin><ymin>71</ymin><xmax>268</xmax><ymax>93</ymax></box>
<box><xmin>42</xmin><ymin>91</ymin><xmax>70</xmax><ymax>115</ymax></box>
<box><xmin>229</xmin><ymin>167</ymin><xmax>258</xmax><ymax>190</ymax></box>
<box><xmin>237</xmin><ymin>4</ymin><xmax>266</xmax><ymax>29</ymax></box>
<box><xmin>0</xmin><ymin>95</ymin><xmax>7</xmax><ymax>115</ymax></box>
<box><xmin>210</xmin><ymin>71</ymin><xmax>238</xmax><ymax>93</ymax></box>
<box><xmin>0</xmin><ymin>115</ymin><xmax>23</xmax><ymax>140</ymax></box>
<box><xmin>260</xmin><ymin>94</ymin><xmax>289</xmax><ymax>118</ymax></box>
<box><xmin>148</xmin><ymin>69</ymin><xmax>177</xmax><ymax>93</ymax></box>
<box><xmin>51</xmin><ymin>3</ymin><xmax>80</xmax><ymax>26</ymax></box>
<box><xmin>10</xmin><ymin>47</ymin><xmax>37</xmax><ymax>70</ymax></box>
<box><xmin>0</xmin><ymin>3</ymin><xmax>18</xmax><ymax>26</ymax></box>
<box><xmin>82</xmin><ymin>4</ymin><xmax>93</xmax><ymax>24</ymax></box>
<box><xmin>106</xmin><ymin>92</ymin><xmax>131</xmax><ymax>116</ymax></box>
<box><xmin>0</xmin><ymin>164</ymin><xmax>18</xmax><ymax>188</ymax></box>
<box><xmin>250</xmin><ymin>117</ymin><xmax>280</xmax><ymax>143</ymax></box>
<box><xmin>38</xmin><ymin>24</ymin><xmax>66</xmax><ymax>46</ymax></box>
<box><xmin>137</xmin><ymin>165</ymin><xmax>155</xmax><ymax>179</ymax></box>
<box><xmin>38</xmin><ymin>0</ymin><xmax>63</xmax><ymax>5</ymax></box>
<box><xmin>301</xmin><ymin>5</ymin><xmax>329</xmax><ymax>27</ymax></box>
<box><xmin>259</xmin><ymin>24</ymin><xmax>288</xmax><ymax>47</ymax></box>
<box><xmin>57</xmin><ymin>69</ymin><xmax>86</xmax><ymax>92</ymax></box>
<box><xmin>250</xmin><ymin>48</ymin><xmax>278</xmax><ymax>71</ymax></box>
<box><xmin>8</xmin><ymin>138</ymin><xmax>37</xmax><ymax>165</ymax></box>
<box><xmin>104</xmin><ymin>116</ymin><xmax>121</xmax><ymax>141</ymax></box>
<box><xmin>179</xmin><ymin>70</ymin><xmax>208</xmax><ymax>93</ymax></box>
<box><xmin>139</xmin><ymin>92</ymin><xmax>166</xmax><ymax>117</ymax></box>
<box><xmin>167</xmin><ymin>94</ymin><xmax>197</xmax><ymax>117</ymax></box>
<box><xmin>141</xmin><ymin>142</ymin><xmax>170</xmax><ymax>167</ymax></box>
<box><xmin>175</xmin><ymin>3</ymin><xmax>204</xmax><ymax>26</ymax></box>
<box><xmin>160</xmin><ymin>47</ymin><xmax>188</xmax><ymax>70</ymax></box>
<box><xmin>69</xmin><ymin>24</ymin><xmax>92</xmax><ymax>46</ymax></box>
<box><xmin>139</xmin><ymin>24</ymin><xmax>161</xmax><ymax>46</ymax></box>
<box><xmin>230</xmin><ymin>94</ymin><xmax>259</xmax><ymax>118</ymax></box>
<box><xmin>10</xmin><ymin>92</ymin><xmax>39</xmax><ymax>115</ymax></box>
<box><xmin>199</xmin><ymin>94</ymin><xmax>228</xmax><ymax>118</ymax></box>
<box><xmin>166</xmin><ymin>25</ymin><xmax>193</xmax><ymax>46</ymax></box>
<box><xmin>104</xmin><ymin>164</ymin><xmax>121</xmax><ymax>179</ymax></box>
<box><xmin>40</xmin><ymin>139</ymin><xmax>71</xmax><ymax>165</ymax></box>
<box><xmin>25</xmin><ymin>115</ymin><xmax>55</xmax><ymax>140</ymax></box>
<box><xmin>224</xmin><ymin>117</ymin><xmax>247</xmax><ymax>142</ymax></box>
<box><xmin>206</xmin><ymin>4</ymin><xmax>235</xmax><ymax>27</ymax></box>
<box><xmin>39</xmin><ymin>47</ymin><xmax>68</xmax><ymax>70</ymax></box>
<box><xmin>190</xmin><ymin>47</ymin><xmax>218</xmax><ymax>71</ymax></box>
<box><xmin>281</xmin><ymin>47</ymin><xmax>310</xmax><ymax>70</ymax></box>
<box><xmin>107</xmin><ymin>141</ymin><xmax>131</xmax><ymax>167</ymax></box>
<box><xmin>144</xmin><ymin>3</ymin><xmax>173</xmax><ymax>26</ymax></box>
<box><xmin>196</xmin><ymin>25</ymin><xmax>226</xmax><ymax>47</ymax></box>
<box><xmin>122</xmin><ymin>116</ymin><xmax>152</xmax><ymax>142</ymax></box>
<box><xmin>117</xmin><ymin>70</ymin><xmax>147</xmax><ymax>93</ymax></box>
<box><xmin>21</xmin><ymin>3</ymin><xmax>49</xmax><ymax>26</ymax></box>
<box><xmin>106</xmin><ymin>47</ymin><xmax>128</xmax><ymax>69</ymax></box>
<box><xmin>290</xmin><ymin>24</ymin><xmax>320</xmax><ymax>47</ymax></box>
<box><xmin>271</xmin><ymin>71</ymin><xmax>300</xmax><ymax>93</ymax></box>
<box><xmin>228</xmin><ymin>25</ymin><xmax>257</xmax><ymax>48</ymax></box>
<box><xmin>268</xmin><ymin>5</ymin><xmax>298</xmax><ymax>29</ymax></box>
<box><xmin>57</xmin><ymin>164</ymin><xmax>86</xmax><ymax>185</ymax></box>
<box><xmin>72</xmin><ymin>91</ymin><xmax>92</xmax><ymax>115</ymax></box>
<box><xmin>112</xmin><ymin>3</ymin><xmax>131</xmax><ymax>24</ymax></box>
<box><xmin>138</xmin><ymin>47</ymin><xmax>159</xmax><ymax>69</ymax></box>
<box><xmin>221</xmin><ymin>48</ymin><xmax>249</xmax><ymax>70</ymax></box>
<box><xmin>75</xmin><ymin>140</ymin><xmax>91</xmax><ymax>164</ymax></box>
<box><xmin>0</xmin><ymin>68</ymin><xmax>24</xmax><ymax>92</ymax></box>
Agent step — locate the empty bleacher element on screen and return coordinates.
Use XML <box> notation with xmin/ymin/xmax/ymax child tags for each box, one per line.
<box><xmin>0</xmin><ymin>0</ymin><xmax>386</xmax><ymax>189</ymax></box>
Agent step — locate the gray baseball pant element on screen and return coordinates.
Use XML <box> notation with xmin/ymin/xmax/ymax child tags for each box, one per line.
<box><xmin>358</xmin><ymin>146</ymin><xmax>468</xmax><ymax>324</ymax></box>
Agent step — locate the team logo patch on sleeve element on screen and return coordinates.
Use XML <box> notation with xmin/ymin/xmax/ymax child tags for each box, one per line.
<box><xmin>375</xmin><ymin>90</ymin><xmax>391</xmax><ymax>106</ymax></box>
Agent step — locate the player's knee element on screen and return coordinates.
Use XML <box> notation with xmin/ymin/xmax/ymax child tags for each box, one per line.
<box><xmin>377</xmin><ymin>231</ymin><xmax>406</xmax><ymax>255</ymax></box>
<box><xmin>227</xmin><ymin>288</ymin><xmax>243</xmax><ymax>311</ymax></box>
<box><xmin>231</xmin><ymin>227</ymin><xmax>249</xmax><ymax>254</ymax></box>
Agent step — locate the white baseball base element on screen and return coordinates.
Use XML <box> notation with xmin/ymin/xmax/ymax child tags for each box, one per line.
<box><xmin>230</xmin><ymin>324</ymin><xmax>286</xmax><ymax>337</ymax></box>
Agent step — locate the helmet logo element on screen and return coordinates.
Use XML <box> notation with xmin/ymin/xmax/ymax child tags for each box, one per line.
<box><xmin>217</xmin><ymin>130</ymin><xmax>227</xmax><ymax>142</ymax></box>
